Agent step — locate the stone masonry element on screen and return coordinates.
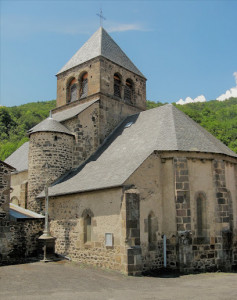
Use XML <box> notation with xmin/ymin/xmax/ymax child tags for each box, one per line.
<box><xmin>0</xmin><ymin>161</ymin><xmax>14</xmax><ymax>219</ymax></box>
<box><xmin>28</xmin><ymin>132</ymin><xmax>74</xmax><ymax>213</ymax></box>
<box><xmin>0</xmin><ymin>218</ymin><xmax>44</xmax><ymax>265</ymax></box>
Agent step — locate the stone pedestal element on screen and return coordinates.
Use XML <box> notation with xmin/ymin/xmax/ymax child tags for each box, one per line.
<box><xmin>38</xmin><ymin>234</ymin><xmax>56</xmax><ymax>262</ymax></box>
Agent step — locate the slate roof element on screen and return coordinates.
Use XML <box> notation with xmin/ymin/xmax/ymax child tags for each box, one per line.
<box><xmin>28</xmin><ymin>116</ymin><xmax>74</xmax><ymax>136</ymax></box>
<box><xmin>57</xmin><ymin>27</ymin><xmax>145</xmax><ymax>78</ymax></box>
<box><xmin>38</xmin><ymin>104</ymin><xmax>237</xmax><ymax>198</ymax></box>
<box><xmin>4</xmin><ymin>142</ymin><xmax>29</xmax><ymax>172</ymax></box>
<box><xmin>52</xmin><ymin>99</ymin><xmax>99</xmax><ymax>122</ymax></box>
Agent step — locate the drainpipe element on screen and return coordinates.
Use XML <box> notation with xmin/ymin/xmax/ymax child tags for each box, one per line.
<box><xmin>163</xmin><ymin>234</ymin><xmax>167</xmax><ymax>268</ymax></box>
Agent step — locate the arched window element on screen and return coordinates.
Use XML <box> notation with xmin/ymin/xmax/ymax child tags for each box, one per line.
<box><xmin>148</xmin><ymin>212</ymin><xmax>157</xmax><ymax>251</ymax></box>
<box><xmin>11</xmin><ymin>196</ymin><xmax>19</xmax><ymax>206</ymax></box>
<box><xmin>82</xmin><ymin>209</ymin><xmax>94</xmax><ymax>243</ymax></box>
<box><xmin>68</xmin><ymin>78</ymin><xmax>77</xmax><ymax>103</ymax></box>
<box><xmin>124</xmin><ymin>79</ymin><xmax>133</xmax><ymax>103</ymax></box>
<box><xmin>196</xmin><ymin>192</ymin><xmax>207</xmax><ymax>236</ymax></box>
<box><xmin>79</xmin><ymin>72</ymin><xmax>88</xmax><ymax>98</ymax></box>
<box><xmin>114</xmin><ymin>73</ymin><xmax>121</xmax><ymax>98</ymax></box>
<box><xmin>84</xmin><ymin>214</ymin><xmax>91</xmax><ymax>243</ymax></box>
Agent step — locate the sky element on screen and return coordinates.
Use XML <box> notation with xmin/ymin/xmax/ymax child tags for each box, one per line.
<box><xmin>1</xmin><ymin>0</ymin><xmax>237</xmax><ymax>107</ymax></box>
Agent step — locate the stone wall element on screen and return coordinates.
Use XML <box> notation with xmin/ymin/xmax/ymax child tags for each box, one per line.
<box><xmin>125</xmin><ymin>152</ymin><xmax>237</xmax><ymax>273</ymax></box>
<box><xmin>62</xmin><ymin>102</ymin><xmax>100</xmax><ymax>167</ymax></box>
<box><xmin>48</xmin><ymin>188</ymin><xmax>127</xmax><ymax>272</ymax></box>
<box><xmin>0</xmin><ymin>219</ymin><xmax>44</xmax><ymax>265</ymax></box>
<box><xmin>99</xmin><ymin>94</ymin><xmax>142</xmax><ymax>143</ymax></box>
<box><xmin>56</xmin><ymin>56</ymin><xmax>146</xmax><ymax>111</ymax></box>
<box><xmin>100</xmin><ymin>58</ymin><xmax>146</xmax><ymax>110</ymax></box>
<box><xmin>124</xmin><ymin>153</ymin><xmax>171</xmax><ymax>272</ymax></box>
<box><xmin>0</xmin><ymin>161</ymin><xmax>13</xmax><ymax>219</ymax></box>
<box><xmin>56</xmin><ymin>57</ymin><xmax>101</xmax><ymax>107</ymax></box>
<box><xmin>28</xmin><ymin>132</ymin><xmax>74</xmax><ymax>213</ymax></box>
<box><xmin>10</xmin><ymin>170</ymin><xmax>28</xmax><ymax>208</ymax></box>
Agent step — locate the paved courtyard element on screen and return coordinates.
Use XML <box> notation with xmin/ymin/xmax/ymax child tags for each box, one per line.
<box><xmin>0</xmin><ymin>261</ymin><xmax>237</xmax><ymax>300</ymax></box>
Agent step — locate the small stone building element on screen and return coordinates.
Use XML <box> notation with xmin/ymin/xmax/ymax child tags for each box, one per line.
<box><xmin>0</xmin><ymin>160</ymin><xmax>44</xmax><ymax>265</ymax></box>
<box><xmin>5</xmin><ymin>27</ymin><xmax>237</xmax><ymax>274</ymax></box>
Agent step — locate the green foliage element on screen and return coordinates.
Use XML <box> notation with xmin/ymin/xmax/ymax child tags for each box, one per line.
<box><xmin>146</xmin><ymin>100</ymin><xmax>166</xmax><ymax>109</ymax></box>
<box><xmin>0</xmin><ymin>100</ymin><xmax>56</xmax><ymax>160</ymax></box>
<box><xmin>0</xmin><ymin>98</ymin><xmax>236</xmax><ymax>161</ymax></box>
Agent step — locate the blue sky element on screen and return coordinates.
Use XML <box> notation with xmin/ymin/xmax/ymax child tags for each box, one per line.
<box><xmin>1</xmin><ymin>0</ymin><xmax>237</xmax><ymax>106</ymax></box>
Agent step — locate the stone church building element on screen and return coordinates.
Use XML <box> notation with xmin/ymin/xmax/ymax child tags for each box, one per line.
<box><xmin>5</xmin><ymin>27</ymin><xmax>237</xmax><ymax>275</ymax></box>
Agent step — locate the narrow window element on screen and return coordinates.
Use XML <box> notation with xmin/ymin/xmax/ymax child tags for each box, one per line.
<box><xmin>68</xmin><ymin>78</ymin><xmax>77</xmax><ymax>102</ymax></box>
<box><xmin>80</xmin><ymin>72</ymin><xmax>88</xmax><ymax>98</ymax></box>
<box><xmin>148</xmin><ymin>212</ymin><xmax>157</xmax><ymax>251</ymax></box>
<box><xmin>84</xmin><ymin>214</ymin><xmax>91</xmax><ymax>243</ymax></box>
<box><xmin>114</xmin><ymin>73</ymin><xmax>121</xmax><ymax>98</ymax></box>
<box><xmin>196</xmin><ymin>193</ymin><xmax>207</xmax><ymax>236</ymax></box>
<box><xmin>124</xmin><ymin>79</ymin><xmax>133</xmax><ymax>103</ymax></box>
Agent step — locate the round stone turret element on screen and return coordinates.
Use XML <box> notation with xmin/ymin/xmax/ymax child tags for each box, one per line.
<box><xmin>27</xmin><ymin>114</ymin><xmax>75</xmax><ymax>213</ymax></box>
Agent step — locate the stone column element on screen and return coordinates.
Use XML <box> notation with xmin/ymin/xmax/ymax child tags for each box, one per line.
<box><xmin>173</xmin><ymin>157</ymin><xmax>192</xmax><ymax>271</ymax></box>
<box><xmin>212</xmin><ymin>159</ymin><xmax>232</xmax><ymax>270</ymax></box>
<box><xmin>122</xmin><ymin>189</ymin><xmax>142</xmax><ymax>275</ymax></box>
<box><xmin>174</xmin><ymin>158</ymin><xmax>191</xmax><ymax>232</ymax></box>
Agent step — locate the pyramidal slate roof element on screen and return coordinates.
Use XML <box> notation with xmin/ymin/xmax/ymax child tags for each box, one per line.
<box><xmin>5</xmin><ymin>142</ymin><xmax>29</xmax><ymax>172</ymax></box>
<box><xmin>28</xmin><ymin>116</ymin><xmax>74</xmax><ymax>136</ymax></box>
<box><xmin>57</xmin><ymin>27</ymin><xmax>145</xmax><ymax>78</ymax></box>
<box><xmin>38</xmin><ymin>104</ymin><xmax>236</xmax><ymax>198</ymax></box>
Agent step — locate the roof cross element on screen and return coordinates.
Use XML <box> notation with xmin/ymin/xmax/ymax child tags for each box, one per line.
<box><xmin>96</xmin><ymin>9</ymin><xmax>106</xmax><ymax>27</ymax></box>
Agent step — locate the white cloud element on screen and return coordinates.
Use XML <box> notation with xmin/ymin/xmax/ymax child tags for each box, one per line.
<box><xmin>176</xmin><ymin>95</ymin><xmax>206</xmax><ymax>105</ymax></box>
<box><xmin>107</xmin><ymin>23</ymin><xmax>149</xmax><ymax>33</ymax></box>
<box><xmin>216</xmin><ymin>72</ymin><xmax>237</xmax><ymax>101</ymax></box>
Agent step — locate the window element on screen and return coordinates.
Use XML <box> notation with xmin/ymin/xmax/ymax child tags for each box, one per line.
<box><xmin>84</xmin><ymin>214</ymin><xmax>91</xmax><ymax>243</ymax></box>
<box><xmin>148</xmin><ymin>212</ymin><xmax>157</xmax><ymax>251</ymax></box>
<box><xmin>124</xmin><ymin>79</ymin><xmax>133</xmax><ymax>103</ymax></box>
<box><xmin>80</xmin><ymin>72</ymin><xmax>88</xmax><ymax>98</ymax></box>
<box><xmin>114</xmin><ymin>73</ymin><xmax>121</xmax><ymax>98</ymax></box>
<box><xmin>68</xmin><ymin>78</ymin><xmax>77</xmax><ymax>103</ymax></box>
<box><xmin>82</xmin><ymin>209</ymin><xmax>94</xmax><ymax>243</ymax></box>
<box><xmin>196</xmin><ymin>192</ymin><xmax>207</xmax><ymax>236</ymax></box>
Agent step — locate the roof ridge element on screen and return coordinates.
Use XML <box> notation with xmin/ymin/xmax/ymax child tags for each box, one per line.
<box><xmin>169</xmin><ymin>104</ymin><xmax>180</xmax><ymax>150</ymax></box>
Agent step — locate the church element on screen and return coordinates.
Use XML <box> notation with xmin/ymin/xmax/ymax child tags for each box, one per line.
<box><xmin>5</xmin><ymin>27</ymin><xmax>237</xmax><ymax>275</ymax></box>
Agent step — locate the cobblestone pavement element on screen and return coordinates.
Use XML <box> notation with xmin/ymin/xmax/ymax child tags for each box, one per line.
<box><xmin>0</xmin><ymin>261</ymin><xmax>237</xmax><ymax>300</ymax></box>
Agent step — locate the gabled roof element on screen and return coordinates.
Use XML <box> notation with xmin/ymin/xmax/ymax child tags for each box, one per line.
<box><xmin>28</xmin><ymin>116</ymin><xmax>74</xmax><ymax>136</ymax></box>
<box><xmin>52</xmin><ymin>99</ymin><xmax>99</xmax><ymax>122</ymax></box>
<box><xmin>57</xmin><ymin>27</ymin><xmax>145</xmax><ymax>78</ymax></box>
<box><xmin>38</xmin><ymin>104</ymin><xmax>236</xmax><ymax>198</ymax></box>
<box><xmin>4</xmin><ymin>142</ymin><xmax>29</xmax><ymax>172</ymax></box>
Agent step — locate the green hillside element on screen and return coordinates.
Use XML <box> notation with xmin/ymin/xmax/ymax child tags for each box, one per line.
<box><xmin>0</xmin><ymin>98</ymin><xmax>236</xmax><ymax>161</ymax></box>
<box><xmin>0</xmin><ymin>100</ymin><xmax>56</xmax><ymax>160</ymax></box>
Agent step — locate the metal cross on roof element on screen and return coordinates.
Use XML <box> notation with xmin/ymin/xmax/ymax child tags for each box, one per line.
<box><xmin>96</xmin><ymin>9</ymin><xmax>106</xmax><ymax>27</ymax></box>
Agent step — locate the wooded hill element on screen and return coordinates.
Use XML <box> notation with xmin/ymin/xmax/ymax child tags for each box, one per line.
<box><xmin>0</xmin><ymin>97</ymin><xmax>236</xmax><ymax>160</ymax></box>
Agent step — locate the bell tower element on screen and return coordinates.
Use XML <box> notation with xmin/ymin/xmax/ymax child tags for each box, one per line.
<box><xmin>55</xmin><ymin>26</ymin><xmax>147</xmax><ymax>143</ymax></box>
